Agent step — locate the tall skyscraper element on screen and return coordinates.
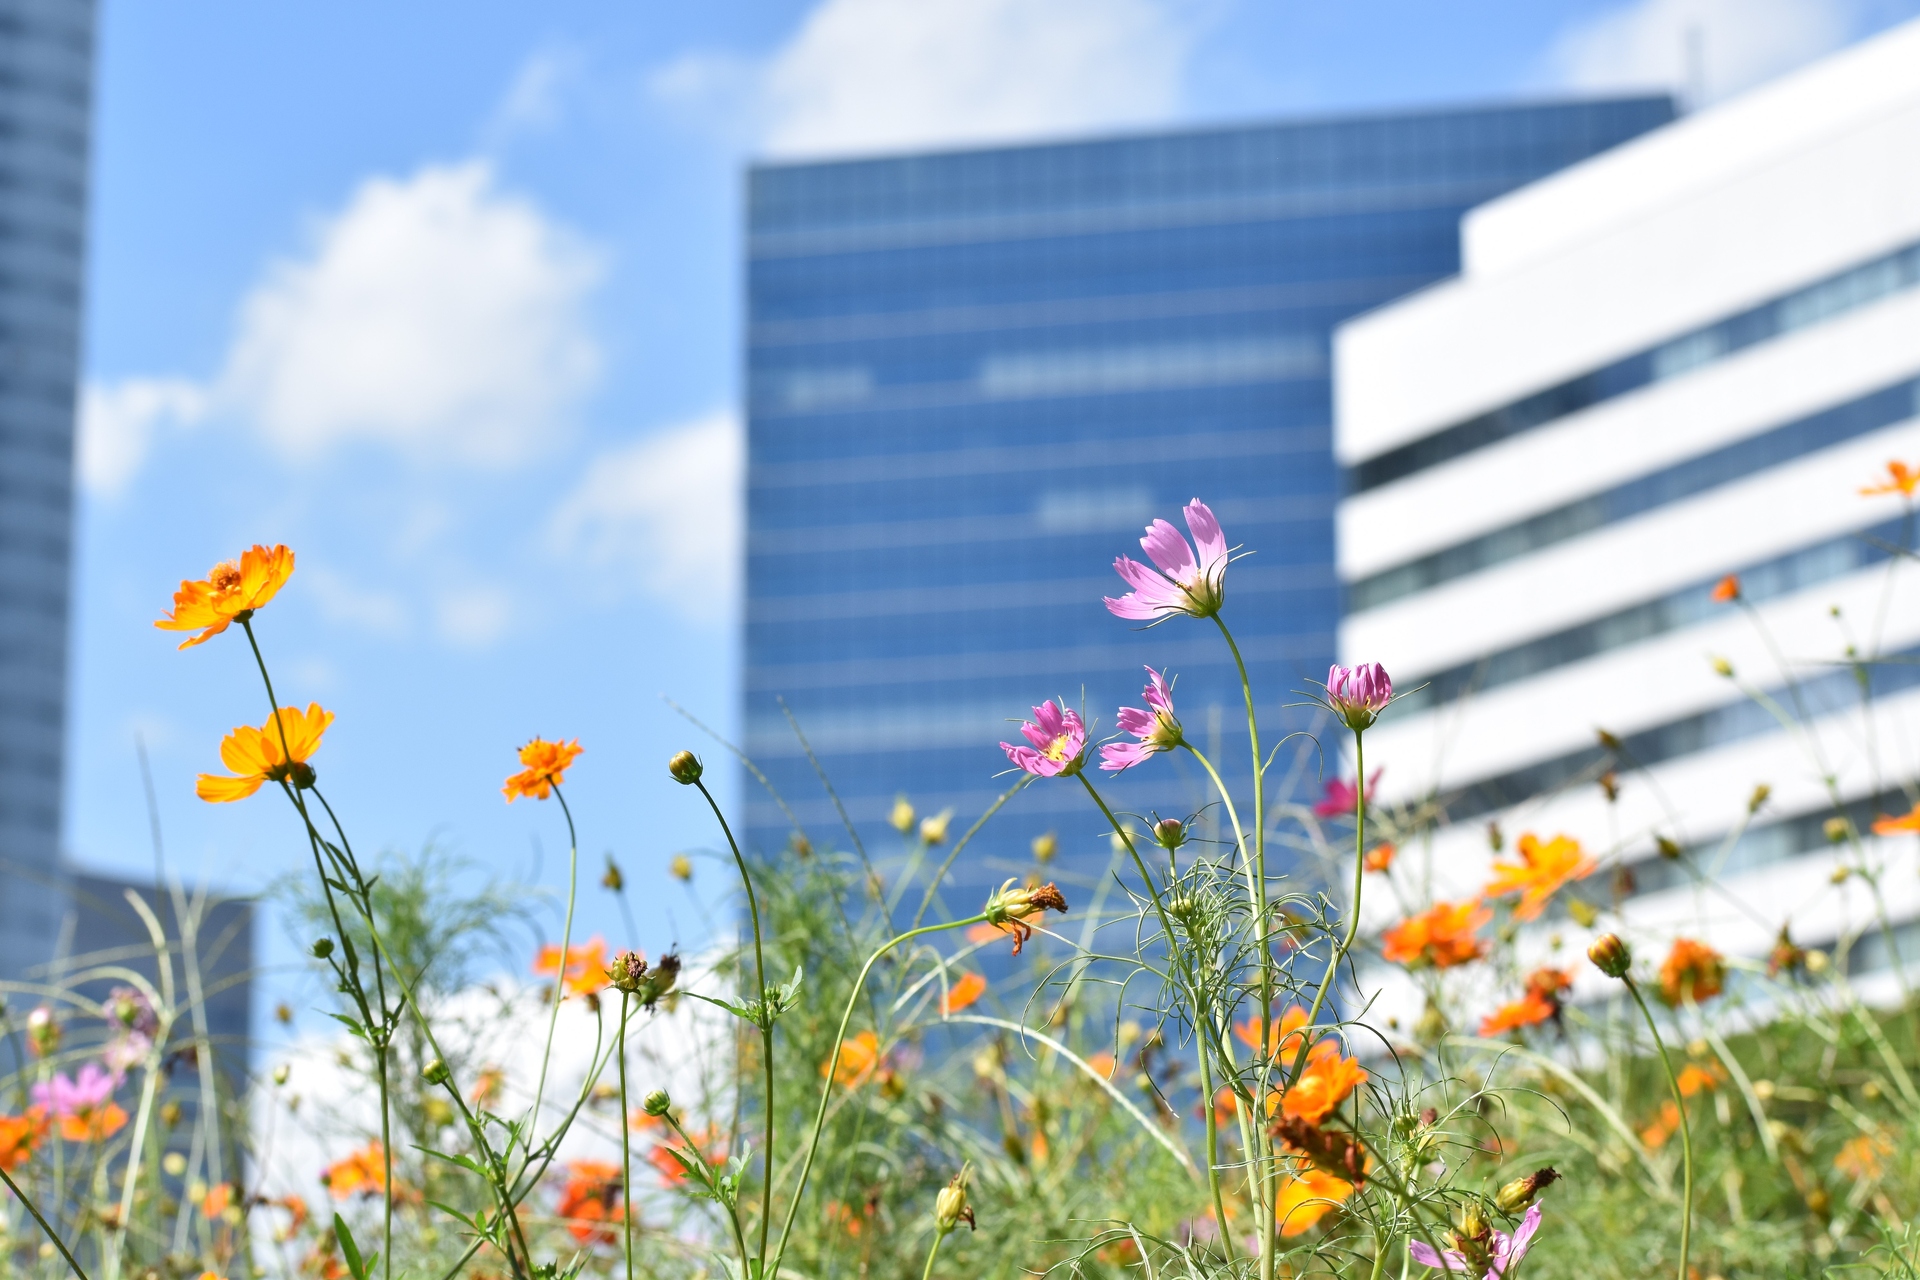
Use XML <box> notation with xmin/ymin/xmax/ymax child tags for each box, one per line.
<box><xmin>0</xmin><ymin>0</ymin><xmax>95</xmax><ymax>982</ymax></box>
<box><xmin>742</xmin><ymin>98</ymin><xmax>1673</xmax><ymax>901</ymax></box>
<box><xmin>1336</xmin><ymin>20</ymin><xmax>1920</xmax><ymax>989</ymax></box>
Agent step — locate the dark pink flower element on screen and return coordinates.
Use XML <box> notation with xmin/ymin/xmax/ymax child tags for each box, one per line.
<box><xmin>33</xmin><ymin>1063</ymin><xmax>118</xmax><ymax>1116</ymax></box>
<box><xmin>1326</xmin><ymin>662</ymin><xmax>1392</xmax><ymax>732</ymax></box>
<box><xmin>1314</xmin><ymin>767</ymin><xmax>1383</xmax><ymax>817</ymax></box>
<box><xmin>1001</xmin><ymin>702</ymin><xmax>1088</xmax><ymax>778</ymax></box>
<box><xmin>1408</xmin><ymin>1204</ymin><xmax>1542</xmax><ymax>1277</ymax></box>
<box><xmin>1103</xmin><ymin>500</ymin><xmax>1229</xmax><ymax>622</ymax></box>
<box><xmin>1100</xmin><ymin>668</ymin><xmax>1183</xmax><ymax>773</ymax></box>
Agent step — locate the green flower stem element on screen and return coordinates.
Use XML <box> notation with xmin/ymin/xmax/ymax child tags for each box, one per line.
<box><xmin>0</xmin><ymin>1160</ymin><xmax>89</xmax><ymax>1280</ymax></box>
<box><xmin>1625</xmin><ymin>976</ymin><xmax>1693</xmax><ymax>1280</ymax></box>
<box><xmin>691</xmin><ymin>777</ymin><xmax>776</xmax><ymax>1266</ymax></box>
<box><xmin>770</xmin><ymin>914</ymin><xmax>989</xmax><ymax>1280</ymax></box>
<box><xmin>921</xmin><ymin>1228</ymin><xmax>948</xmax><ymax>1280</ymax></box>
<box><xmin>617</xmin><ymin>992</ymin><xmax>636</xmax><ymax>1280</ymax></box>
<box><xmin>1194</xmin><ymin>1026</ymin><xmax>1237</xmax><ymax>1262</ymax></box>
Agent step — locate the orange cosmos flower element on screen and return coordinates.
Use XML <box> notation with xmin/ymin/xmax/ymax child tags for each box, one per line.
<box><xmin>1861</xmin><ymin>460</ymin><xmax>1920</xmax><ymax>498</ymax></box>
<box><xmin>1872</xmin><ymin>801</ymin><xmax>1920</xmax><ymax>835</ymax></box>
<box><xmin>534</xmin><ymin>937</ymin><xmax>609</xmax><ymax>998</ymax></box>
<box><xmin>156</xmin><ymin>544</ymin><xmax>295</xmax><ymax>649</ymax></box>
<box><xmin>555</xmin><ymin>1160</ymin><xmax>624</xmax><ymax>1244</ymax></box>
<box><xmin>1085</xmin><ymin>1051</ymin><xmax>1117</xmax><ymax>1080</ymax></box>
<box><xmin>1676</xmin><ymin>1062</ymin><xmax>1723</xmax><ymax>1097</ymax></box>
<box><xmin>940</xmin><ymin>971</ymin><xmax>986</xmax><ymax>1015</ymax></box>
<box><xmin>1709</xmin><ymin>574</ymin><xmax>1741</xmax><ymax>603</ymax></box>
<box><xmin>58</xmin><ymin>1103</ymin><xmax>128</xmax><ymax>1144</ymax></box>
<box><xmin>321</xmin><ymin>1141</ymin><xmax>392</xmax><ymax>1200</ymax></box>
<box><xmin>201</xmin><ymin>1182</ymin><xmax>233</xmax><ymax>1220</ymax></box>
<box><xmin>1235</xmin><ymin>1006</ymin><xmax>1312</xmax><ymax>1060</ymax></box>
<box><xmin>468</xmin><ymin>1065</ymin><xmax>504</xmax><ymax>1107</ymax></box>
<box><xmin>1479</xmin><ymin>994</ymin><xmax>1556</xmax><ymax>1036</ymax></box>
<box><xmin>1658</xmin><ymin>937</ymin><xmax>1726</xmax><ymax>1006</ymax></box>
<box><xmin>503</xmin><ymin>737</ymin><xmax>582</xmax><ymax>802</ymax></box>
<box><xmin>196</xmin><ymin>703</ymin><xmax>333</xmax><ymax>802</ymax></box>
<box><xmin>1364</xmin><ymin>842</ymin><xmax>1396</xmax><ymax>873</ymax></box>
<box><xmin>1485</xmin><ymin>832</ymin><xmax>1596</xmax><ymax>921</ymax></box>
<box><xmin>1641</xmin><ymin>1099</ymin><xmax>1681</xmax><ymax>1149</ymax></box>
<box><xmin>965</xmin><ymin>921</ymin><xmax>1006</xmax><ymax>945</ymax></box>
<box><xmin>1274</xmin><ymin>1167</ymin><xmax>1355</xmax><ymax>1237</ymax></box>
<box><xmin>0</xmin><ymin>1114</ymin><xmax>39</xmax><ymax>1170</ymax></box>
<box><xmin>825</xmin><ymin>1030</ymin><xmax>882</xmax><ymax>1087</ymax></box>
<box><xmin>1836</xmin><ymin>1131</ymin><xmax>1894</xmax><ymax>1181</ymax></box>
<box><xmin>1381</xmin><ymin>900</ymin><xmax>1491</xmax><ymax>970</ymax></box>
<box><xmin>1281</xmin><ymin>1049</ymin><xmax>1368</xmax><ymax>1124</ymax></box>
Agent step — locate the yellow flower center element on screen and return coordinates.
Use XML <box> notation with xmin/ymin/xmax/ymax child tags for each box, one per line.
<box><xmin>209</xmin><ymin>561</ymin><xmax>243</xmax><ymax>593</ymax></box>
<box><xmin>1043</xmin><ymin>734</ymin><xmax>1073</xmax><ymax>762</ymax></box>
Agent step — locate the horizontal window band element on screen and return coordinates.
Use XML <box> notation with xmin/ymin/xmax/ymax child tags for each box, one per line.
<box><xmin>1433</xmin><ymin>640</ymin><xmax>1920</xmax><ymax>828</ymax></box>
<box><xmin>1348</xmin><ymin>375</ymin><xmax>1920</xmax><ymax>614</ymax></box>
<box><xmin>1391</xmin><ymin>515</ymin><xmax>1907</xmax><ymax>714</ymax></box>
<box><xmin>1351</xmin><ymin>237</ymin><xmax>1920</xmax><ymax>493</ymax></box>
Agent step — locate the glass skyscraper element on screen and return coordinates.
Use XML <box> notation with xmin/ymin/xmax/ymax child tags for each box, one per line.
<box><xmin>741</xmin><ymin>99</ymin><xmax>1673</xmax><ymax>904</ymax></box>
<box><xmin>0</xmin><ymin>0</ymin><xmax>95</xmax><ymax>983</ymax></box>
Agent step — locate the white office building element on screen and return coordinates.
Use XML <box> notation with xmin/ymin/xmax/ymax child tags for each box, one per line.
<box><xmin>1333</xmin><ymin>18</ymin><xmax>1920</xmax><ymax>992</ymax></box>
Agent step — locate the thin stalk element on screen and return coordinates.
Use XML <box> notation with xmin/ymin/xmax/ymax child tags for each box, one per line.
<box><xmin>529</xmin><ymin>785</ymin><xmax>583</xmax><ymax>1175</ymax></box>
<box><xmin>618</xmin><ymin>993</ymin><xmax>635</xmax><ymax>1280</ymax></box>
<box><xmin>921</xmin><ymin>1230</ymin><xmax>947</xmax><ymax>1280</ymax></box>
<box><xmin>770</xmin><ymin>914</ymin><xmax>988</xmax><ymax>1280</ymax></box>
<box><xmin>0</xmin><ymin>1161</ymin><xmax>89</xmax><ymax>1280</ymax></box>
<box><xmin>1626</xmin><ymin>977</ymin><xmax>1693</xmax><ymax>1280</ymax></box>
<box><xmin>691</xmin><ymin>777</ymin><xmax>774</xmax><ymax>1265</ymax></box>
<box><xmin>1195</xmin><ymin>1030</ymin><xmax>1236</xmax><ymax>1262</ymax></box>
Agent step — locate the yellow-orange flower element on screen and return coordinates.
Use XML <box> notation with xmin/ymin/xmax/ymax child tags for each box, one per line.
<box><xmin>1676</xmin><ymin>1062</ymin><xmax>1723</xmax><ymax>1097</ymax></box>
<box><xmin>1709</xmin><ymin>574</ymin><xmax>1741</xmax><ymax>603</ymax></box>
<box><xmin>1861</xmin><ymin>459</ymin><xmax>1920</xmax><ymax>498</ymax></box>
<box><xmin>503</xmin><ymin>738</ymin><xmax>583</xmax><ymax>802</ymax></box>
<box><xmin>1484</xmin><ymin>832</ymin><xmax>1596</xmax><ymax>921</ymax></box>
<box><xmin>555</xmin><ymin>1159</ymin><xmax>624</xmax><ymax>1245</ymax></box>
<box><xmin>940</xmin><ymin>971</ymin><xmax>986</xmax><ymax>1016</ymax></box>
<box><xmin>0</xmin><ymin>1114</ymin><xmax>40</xmax><ymax>1170</ymax></box>
<box><xmin>1281</xmin><ymin>1049</ymin><xmax>1368</xmax><ymax>1123</ymax></box>
<box><xmin>1641</xmin><ymin>1099</ymin><xmax>1681</xmax><ymax>1149</ymax></box>
<box><xmin>196</xmin><ymin>704</ymin><xmax>333</xmax><ymax>803</ymax></box>
<box><xmin>156</xmin><ymin>544</ymin><xmax>295</xmax><ymax>649</ymax></box>
<box><xmin>57</xmin><ymin>1102</ymin><xmax>127</xmax><ymax>1144</ymax></box>
<box><xmin>825</xmin><ymin>1030</ymin><xmax>881</xmax><ymax>1087</ymax></box>
<box><xmin>1479</xmin><ymin>994</ymin><xmax>1555</xmax><ymax>1036</ymax></box>
<box><xmin>1658</xmin><ymin>938</ymin><xmax>1726</xmax><ymax>1007</ymax></box>
<box><xmin>1872</xmin><ymin>801</ymin><xmax>1920</xmax><ymax>835</ymax></box>
<box><xmin>201</xmin><ymin>1182</ymin><xmax>233</xmax><ymax>1220</ymax></box>
<box><xmin>1381</xmin><ymin>900</ymin><xmax>1491</xmax><ymax>970</ymax></box>
<box><xmin>1363</xmin><ymin>842</ymin><xmax>1396</xmax><ymax>873</ymax></box>
<box><xmin>1235</xmin><ymin>1006</ymin><xmax>1312</xmax><ymax>1059</ymax></box>
<box><xmin>534</xmin><ymin>937</ymin><xmax>609</xmax><ymax>998</ymax></box>
<box><xmin>1836</xmin><ymin>1131</ymin><xmax>1894</xmax><ymax>1181</ymax></box>
<box><xmin>321</xmin><ymin>1141</ymin><xmax>391</xmax><ymax>1200</ymax></box>
<box><xmin>1274</xmin><ymin>1166</ymin><xmax>1355</xmax><ymax>1237</ymax></box>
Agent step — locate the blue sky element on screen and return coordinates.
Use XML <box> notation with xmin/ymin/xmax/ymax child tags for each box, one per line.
<box><xmin>68</xmin><ymin>0</ymin><xmax>1920</xmax><ymax>1022</ymax></box>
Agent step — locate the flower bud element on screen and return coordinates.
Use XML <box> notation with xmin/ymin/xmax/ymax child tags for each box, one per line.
<box><xmin>1326</xmin><ymin>662</ymin><xmax>1392</xmax><ymax>732</ymax></box>
<box><xmin>669</xmin><ymin>853</ymin><xmax>693</xmax><ymax>882</ymax></box>
<box><xmin>639</xmin><ymin>953</ymin><xmax>681</xmax><ymax>1009</ymax></box>
<box><xmin>311</xmin><ymin>937</ymin><xmax>335</xmax><ymax>959</ymax></box>
<box><xmin>25</xmin><ymin>1006</ymin><xmax>57</xmax><ymax>1057</ymax></box>
<box><xmin>1748</xmin><ymin>783</ymin><xmax>1771</xmax><ymax>813</ymax></box>
<box><xmin>609</xmin><ymin>951</ymin><xmax>649</xmax><ymax>993</ymax></box>
<box><xmin>1493</xmin><ymin>1167</ymin><xmax>1559</xmax><ymax>1213</ymax></box>
<box><xmin>1655</xmin><ymin>836</ymin><xmax>1683</xmax><ymax>861</ymax></box>
<box><xmin>1588</xmin><ymin>933</ymin><xmax>1631</xmax><ymax>979</ymax></box>
<box><xmin>1825</xmin><ymin>816</ymin><xmax>1851</xmax><ymax>843</ymax></box>
<box><xmin>919</xmin><ymin>811</ymin><xmax>951</xmax><ymax>846</ymax></box>
<box><xmin>889</xmin><ymin>796</ymin><xmax>916</xmax><ymax>833</ymax></box>
<box><xmin>1711</xmin><ymin>655</ymin><xmax>1734</xmax><ymax>678</ymax></box>
<box><xmin>1153</xmin><ymin>818</ymin><xmax>1187</xmax><ymax>851</ymax></box>
<box><xmin>422</xmin><ymin>1058</ymin><xmax>450</xmax><ymax>1086</ymax></box>
<box><xmin>668</xmin><ymin>751</ymin><xmax>703</xmax><ymax>785</ymax></box>
<box><xmin>273</xmin><ymin>1063</ymin><xmax>292</xmax><ymax>1086</ymax></box>
<box><xmin>790</xmin><ymin>833</ymin><xmax>812</xmax><ymax>858</ymax></box>
<box><xmin>1031</xmin><ymin>831</ymin><xmax>1057</xmax><ymax>863</ymax></box>
<box><xmin>601</xmin><ymin>856</ymin><xmax>624</xmax><ymax>892</ymax></box>
<box><xmin>642</xmin><ymin>1088</ymin><xmax>671</xmax><ymax>1117</ymax></box>
<box><xmin>934</xmin><ymin>1167</ymin><xmax>975</xmax><ymax>1235</ymax></box>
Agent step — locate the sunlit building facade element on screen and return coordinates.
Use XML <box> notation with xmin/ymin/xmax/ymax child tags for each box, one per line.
<box><xmin>0</xmin><ymin>0</ymin><xmax>94</xmax><ymax>984</ymax></box>
<box><xmin>742</xmin><ymin>99</ymin><xmax>1674</xmax><ymax>904</ymax></box>
<box><xmin>1336</xmin><ymin>20</ymin><xmax>1920</xmax><ymax>997</ymax></box>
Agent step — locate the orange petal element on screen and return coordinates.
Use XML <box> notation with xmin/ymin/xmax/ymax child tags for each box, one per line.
<box><xmin>221</xmin><ymin>725</ymin><xmax>276</xmax><ymax>777</ymax></box>
<box><xmin>197</xmin><ymin>773</ymin><xmax>267</xmax><ymax>803</ymax></box>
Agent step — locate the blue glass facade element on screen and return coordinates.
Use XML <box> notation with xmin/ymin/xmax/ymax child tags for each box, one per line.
<box><xmin>741</xmin><ymin>99</ymin><xmax>1674</xmax><ymax>902</ymax></box>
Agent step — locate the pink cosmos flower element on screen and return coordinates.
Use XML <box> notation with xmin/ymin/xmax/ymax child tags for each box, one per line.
<box><xmin>33</xmin><ymin>1063</ymin><xmax>119</xmax><ymax>1116</ymax></box>
<box><xmin>1001</xmin><ymin>701</ymin><xmax>1088</xmax><ymax>778</ymax></box>
<box><xmin>1314</xmin><ymin>767</ymin><xmax>1383</xmax><ymax>817</ymax></box>
<box><xmin>1408</xmin><ymin>1204</ymin><xmax>1542</xmax><ymax>1277</ymax></box>
<box><xmin>1103</xmin><ymin>500</ymin><xmax>1229</xmax><ymax>622</ymax></box>
<box><xmin>1326</xmin><ymin>662</ymin><xmax>1392</xmax><ymax>732</ymax></box>
<box><xmin>1100</xmin><ymin>667</ymin><xmax>1184</xmax><ymax>773</ymax></box>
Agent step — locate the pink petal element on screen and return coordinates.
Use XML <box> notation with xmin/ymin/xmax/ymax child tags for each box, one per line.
<box><xmin>1408</xmin><ymin>1241</ymin><xmax>1470</xmax><ymax>1271</ymax></box>
<box><xmin>1139</xmin><ymin>519</ymin><xmax>1197</xmax><ymax>580</ymax></box>
<box><xmin>1100</xmin><ymin>742</ymin><xmax>1149</xmax><ymax>773</ymax></box>
<box><xmin>1184</xmin><ymin>500</ymin><xmax>1227</xmax><ymax>567</ymax></box>
<box><xmin>1143</xmin><ymin>667</ymin><xmax>1174</xmax><ymax>713</ymax></box>
<box><xmin>1115</xmin><ymin>706</ymin><xmax>1156</xmax><ymax>739</ymax></box>
<box><xmin>1021</xmin><ymin>720</ymin><xmax>1052</xmax><ymax>751</ymax></box>
<box><xmin>1001</xmin><ymin>742</ymin><xmax>1044</xmax><ymax>774</ymax></box>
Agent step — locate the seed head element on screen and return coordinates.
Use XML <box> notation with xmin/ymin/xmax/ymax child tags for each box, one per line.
<box><xmin>668</xmin><ymin>751</ymin><xmax>703</xmax><ymax>785</ymax></box>
<box><xmin>1588</xmin><ymin>932</ymin><xmax>1631</xmax><ymax>979</ymax></box>
<box><xmin>609</xmin><ymin>951</ymin><xmax>650</xmax><ymax>993</ymax></box>
<box><xmin>1493</xmin><ymin>1167</ymin><xmax>1559</xmax><ymax>1213</ymax></box>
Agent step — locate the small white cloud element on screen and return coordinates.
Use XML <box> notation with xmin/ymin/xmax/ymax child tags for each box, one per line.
<box><xmin>77</xmin><ymin>378</ymin><xmax>207</xmax><ymax>497</ymax></box>
<box><xmin>486</xmin><ymin>46</ymin><xmax>581</xmax><ymax>144</ymax></box>
<box><xmin>731</xmin><ymin>0</ymin><xmax>1194</xmax><ymax>158</ymax></box>
<box><xmin>220</xmin><ymin>161</ymin><xmax>603</xmax><ymax>468</ymax></box>
<box><xmin>1546</xmin><ymin>0</ymin><xmax>1857</xmax><ymax>102</ymax></box>
<box><xmin>548</xmin><ymin>409</ymin><xmax>741</xmax><ymax>622</ymax></box>
<box><xmin>435</xmin><ymin>584</ymin><xmax>514</xmax><ymax>649</ymax></box>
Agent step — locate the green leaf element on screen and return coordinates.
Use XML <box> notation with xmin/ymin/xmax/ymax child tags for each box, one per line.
<box><xmin>333</xmin><ymin>1213</ymin><xmax>375</xmax><ymax>1280</ymax></box>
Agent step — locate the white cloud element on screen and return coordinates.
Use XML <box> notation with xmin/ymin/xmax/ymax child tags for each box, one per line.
<box><xmin>435</xmin><ymin>584</ymin><xmax>514</xmax><ymax>648</ymax></box>
<box><xmin>484</xmin><ymin>46</ymin><xmax>581</xmax><ymax>145</ymax></box>
<box><xmin>547</xmin><ymin>409</ymin><xmax>741</xmax><ymax>622</ymax></box>
<box><xmin>77</xmin><ymin>378</ymin><xmax>207</xmax><ymax>497</ymax></box>
<box><xmin>305</xmin><ymin>566</ymin><xmax>412</xmax><ymax>639</ymax></box>
<box><xmin>220</xmin><ymin>161</ymin><xmax>603</xmax><ymax>467</ymax></box>
<box><xmin>1547</xmin><ymin>0</ymin><xmax>1857</xmax><ymax>102</ymax></box>
<box><xmin>742</xmin><ymin>0</ymin><xmax>1194</xmax><ymax>158</ymax></box>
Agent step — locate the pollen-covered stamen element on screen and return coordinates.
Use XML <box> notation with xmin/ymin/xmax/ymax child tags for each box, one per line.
<box><xmin>208</xmin><ymin>561</ymin><xmax>243</xmax><ymax>593</ymax></box>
